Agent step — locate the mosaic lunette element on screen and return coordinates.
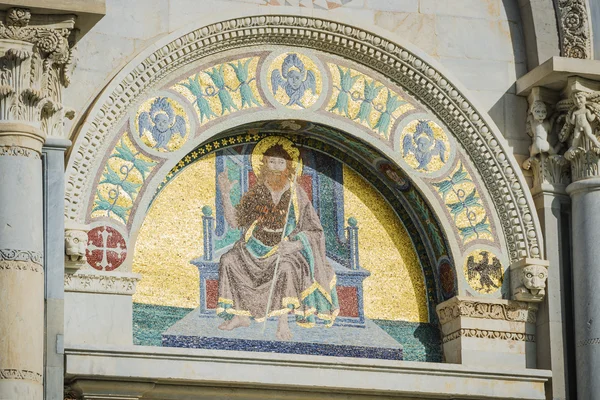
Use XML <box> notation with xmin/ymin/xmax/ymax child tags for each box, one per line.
<box><xmin>133</xmin><ymin>134</ymin><xmax>437</xmax><ymax>360</ymax></box>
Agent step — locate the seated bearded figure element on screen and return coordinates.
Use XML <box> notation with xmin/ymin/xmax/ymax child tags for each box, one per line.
<box><xmin>216</xmin><ymin>137</ymin><xmax>339</xmax><ymax>340</ymax></box>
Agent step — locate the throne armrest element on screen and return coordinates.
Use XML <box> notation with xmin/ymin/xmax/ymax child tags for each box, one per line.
<box><xmin>201</xmin><ymin>205</ymin><xmax>214</xmax><ymax>261</ymax></box>
<box><xmin>346</xmin><ymin>217</ymin><xmax>360</xmax><ymax>270</ymax></box>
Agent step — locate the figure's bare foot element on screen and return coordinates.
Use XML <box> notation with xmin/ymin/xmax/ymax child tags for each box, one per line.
<box><xmin>218</xmin><ymin>315</ymin><xmax>250</xmax><ymax>331</ymax></box>
<box><xmin>522</xmin><ymin>157</ymin><xmax>533</xmax><ymax>170</ymax></box>
<box><xmin>276</xmin><ymin>314</ymin><xmax>293</xmax><ymax>341</ymax></box>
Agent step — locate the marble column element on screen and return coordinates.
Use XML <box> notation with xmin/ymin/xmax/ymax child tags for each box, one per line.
<box><xmin>521</xmin><ymin>87</ymin><xmax>573</xmax><ymax>400</ymax></box>
<box><xmin>560</xmin><ymin>77</ymin><xmax>600</xmax><ymax>400</ymax></box>
<box><xmin>0</xmin><ymin>116</ymin><xmax>45</xmax><ymax>399</ymax></box>
<box><xmin>0</xmin><ymin>8</ymin><xmax>75</xmax><ymax>400</ymax></box>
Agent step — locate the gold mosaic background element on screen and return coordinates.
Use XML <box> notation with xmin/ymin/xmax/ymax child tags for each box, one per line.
<box><xmin>133</xmin><ymin>154</ymin><xmax>427</xmax><ymax>322</ymax></box>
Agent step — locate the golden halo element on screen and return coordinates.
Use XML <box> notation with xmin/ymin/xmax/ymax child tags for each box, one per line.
<box><xmin>251</xmin><ymin>136</ymin><xmax>302</xmax><ymax>177</ymax></box>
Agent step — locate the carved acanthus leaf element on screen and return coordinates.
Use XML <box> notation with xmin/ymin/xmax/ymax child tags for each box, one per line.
<box><xmin>0</xmin><ymin>8</ymin><xmax>76</xmax><ymax>137</ymax></box>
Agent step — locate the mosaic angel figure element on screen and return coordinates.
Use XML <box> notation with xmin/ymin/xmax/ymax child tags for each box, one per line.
<box><xmin>467</xmin><ymin>251</ymin><xmax>502</xmax><ymax>293</ymax></box>
<box><xmin>271</xmin><ymin>54</ymin><xmax>317</xmax><ymax>108</ymax></box>
<box><xmin>138</xmin><ymin>97</ymin><xmax>186</xmax><ymax>151</ymax></box>
<box><xmin>402</xmin><ymin>120</ymin><xmax>446</xmax><ymax>170</ymax></box>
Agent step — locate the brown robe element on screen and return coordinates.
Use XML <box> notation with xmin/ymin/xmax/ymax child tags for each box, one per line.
<box><xmin>217</xmin><ymin>182</ymin><xmax>339</xmax><ymax>327</ymax></box>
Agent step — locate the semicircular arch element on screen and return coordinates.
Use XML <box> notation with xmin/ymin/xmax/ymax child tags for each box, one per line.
<box><xmin>66</xmin><ymin>13</ymin><xmax>545</xmax><ymax>306</ymax></box>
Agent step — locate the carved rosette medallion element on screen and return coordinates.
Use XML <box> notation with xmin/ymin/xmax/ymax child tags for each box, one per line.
<box><xmin>555</xmin><ymin>0</ymin><xmax>593</xmax><ymax>59</ymax></box>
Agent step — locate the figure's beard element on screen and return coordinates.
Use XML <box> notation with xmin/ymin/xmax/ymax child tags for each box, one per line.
<box><xmin>265</xmin><ymin>170</ymin><xmax>290</xmax><ymax>191</ymax></box>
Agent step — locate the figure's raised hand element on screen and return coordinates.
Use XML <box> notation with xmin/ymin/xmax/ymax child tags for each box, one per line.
<box><xmin>217</xmin><ymin>171</ymin><xmax>237</xmax><ymax>196</ymax></box>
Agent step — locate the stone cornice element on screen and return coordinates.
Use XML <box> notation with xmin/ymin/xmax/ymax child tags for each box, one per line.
<box><xmin>436</xmin><ymin>296</ymin><xmax>537</xmax><ymax>325</ymax></box>
<box><xmin>63</xmin><ymin>345</ymin><xmax>550</xmax><ymax>400</ymax></box>
<box><xmin>64</xmin><ymin>270</ymin><xmax>140</xmax><ymax>295</ymax></box>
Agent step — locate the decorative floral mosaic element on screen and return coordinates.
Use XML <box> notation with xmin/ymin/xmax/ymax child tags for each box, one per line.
<box><xmin>327</xmin><ymin>64</ymin><xmax>414</xmax><ymax>139</ymax></box>
<box><xmin>92</xmin><ymin>134</ymin><xmax>157</xmax><ymax>224</ymax></box>
<box><xmin>431</xmin><ymin>162</ymin><xmax>493</xmax><ymax>244</ymax></box>
<box><xmin>174</xmin><ymin>56</ymin><xmax>263</xmax><ymax>124</ymax></box>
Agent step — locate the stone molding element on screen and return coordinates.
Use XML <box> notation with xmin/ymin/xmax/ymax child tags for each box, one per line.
<box><xmin>64</xmin><ymin>345</ymin><xmax>551</xmax><ymax>400</ymax></box>
<box><xmin>436</xmin><ymin>296</ymin><xmax>537</xmax><ymax>325</ymax></box>
<box><xmin>0</xmin><ymin>8</ymin><xmax>76</xmax><ymax>140</ymax></box>
<box><xmin>0</xmin><ymin>259</ymin><xmax>43</xmax><ymax>273</ymax></box>
<box><xmin>66</xmin><ymin>14</ymin><xmax>542</xmax><ymax>264</ymax></box>
<box><xmin>442</xmin><ymin>328</ymin><xmax>536</xmax><ymax>344</ymax></box>
<box><xmin>64</xmin><ymin>270</ymin><xmax>140</xmax><ymax>295</ymax></box>
<box><xmin>0</xmin><ymin>248</ymin><xmax>43</xmax><ymax>265</ymax></box>
<box><xmin>0</xmin><ymin>368</ymin><xmax>43</xmax><ymax>384</ymax></box>
<box><xmin>554</xmin><ymin>0</ymin><xmax>593</xmax><ymax>59</ymax></box>
<box><xmin>577</xmin><ymin>338</ymin><xmax>600</xmax><ymax>347</ymax></box>
<box><xmin>0</xmin><ymin>144</ymin><xmax>40</xmax><ymax>158</ymax></box>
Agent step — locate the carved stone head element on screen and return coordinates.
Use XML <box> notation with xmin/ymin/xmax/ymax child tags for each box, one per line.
<box><xmin>530</xmin><ymin>100</ymin><xmax>548</xmax><ymax>122</ymax></box>
<box><xmin>65</xmin><ymin>229</ymin><xmax>88</xmax><ymax>262</ymax></box>
<box><xmin>510</xmin><ymin>259</ymin><xmax>549</xmax><ymax>303</ymax></box>
<box><xmin>64</xmin><ymin>221</ymin><xmax>90</xmax><ymax>274</ymax></box>
<box><xmin>573</xmin><ymin>91</ymin><xmax>587</xmax><ymax>109</ymax></box>
<box><xmin>521</xmin><ymin>265</ymin><xmax>548</xmax><ymax>294</ymax></box>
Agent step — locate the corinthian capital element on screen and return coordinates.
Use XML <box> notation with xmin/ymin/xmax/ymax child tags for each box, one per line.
<box><xmin>522</xmin><ymin>87</ymin><xmax>571</xmax><ymax>190</ymax></box>
<box><xmin>555</xmin><ymin>77</ymin><xmax>600</xmax><ymax>181</ymax></box>
<box><xmin>0</xmin><ymin>8</ymin><xmax>76</xmax><ymax>140</ymax></box>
